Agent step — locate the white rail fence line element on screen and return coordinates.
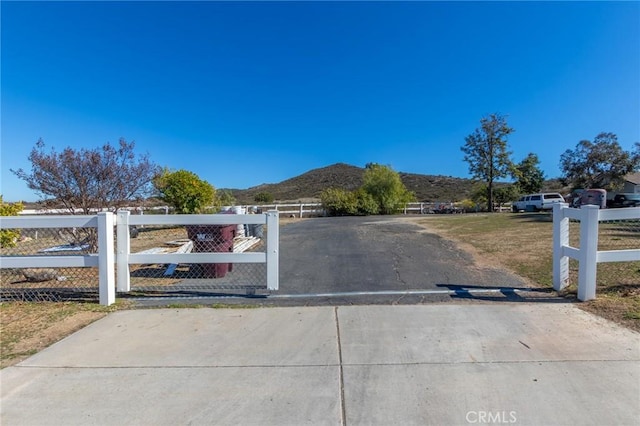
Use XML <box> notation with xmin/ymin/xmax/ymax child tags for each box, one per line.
<box><xmin>1</xmin><ymin>211</ymin><xmax>280</xmax><ymax>306</ymax></box>
<box><xmin>0</xmin><ymin>213</ymin><xmax>115</xmax><ymax>305</ymax></box>
<box><xmin>116</xmin><ymin>210</ymin><xmax>279</xmax><ymax>293</ymax></box>
<box><xmin>21</xmin><ymin>202</ymin><xmax>484</xmax><ymax>218</ymax></box>
<box><xmin>553</xmin><ymin>203</ymin><xmax>640</xmax><ymax>301</ymax></box>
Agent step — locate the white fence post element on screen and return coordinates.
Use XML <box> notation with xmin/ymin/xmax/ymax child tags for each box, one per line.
<box><xmin>578</xmin><ymin>205</ymin><xmax>600</xmax><ymax>301</ymax></box>
<box><xmin>116</xmin><ymin>210</ymin><xmax>131</xmax><ymax>292</ymax></box>
<box><xmin>97</xmin><ymin>212</ymin><xmax>116</xmax><ymax>306</ymax></box>
<box><xmin>553</xmin><ymin>203</ymin><xmax>570</xmax><ymax>290</ymax></box>
<box><xmin>266</xmin><ymin>210</ymin><xmax>279</xmax><ymax>290</ymax></box>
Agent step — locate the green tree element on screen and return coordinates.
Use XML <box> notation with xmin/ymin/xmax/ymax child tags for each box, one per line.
<box><xmin>461</xmin><ymin>113</ymin><xmax>514</xmax><ymax>212</ymax></box>
<box><xmin>354</xmin><ymin>188</ymin><xmax>379</xmax><ymax>215</ymax></box>
<box><xmin>0</xmin><ymin>196</ymin><xmax>24</xmax><ymax>248</ymax></box>
<box><xmin>320</xmin><ymin>188</ymin><xmax>358</xmax><ymax>216</ymax></box>
<box><xmin>320</xmin><ymin>187</ymin><xmax>381</xmax><ymax>216</ymax></box>
<box><xmin>361</xmin><ymin>164</ymin><xmax>415</xmax><ymax>214</ymax></box>
<box><xmin>254</xmin><ymin>192</ymin><xmax>274</xmax><ymax>203</ymax></box>
<box><xmin>469</xmin><ymin>182</ymin><xmax>488</xmax><ymax>211</ymax></box>
<box><xmin>493</xmin><ymin>185</ymin><xmax>519</xmax><ymax>210</ymax></box>
<box><xmin>512</xmin><ymin>153</ymin><xmax>545</xmax><ymax>194</ymax></box>
<box><xmin>560</xmin><ymin>133</ymin><xmax>640</xmax><ymax>190</ymax></box>
<box><xmin>216</xmin><ymin>189</ymin><xmax>236</xmax><ymax>207</ymax></box>
<box><xmin>154</xmin><ymin>169</ymin><xmax>216</xmax><ymax>214</ymax></box>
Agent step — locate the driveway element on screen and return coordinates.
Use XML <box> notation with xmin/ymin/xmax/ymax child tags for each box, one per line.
<box><xmin>134</xmin><ymin>215</ymin><xmax>550</xmax><ymax>307</ymax></box>
<box><xmin>273</xmin><ymin>216</ymin><xmax>544</xmax><ymax>304</ymax></box>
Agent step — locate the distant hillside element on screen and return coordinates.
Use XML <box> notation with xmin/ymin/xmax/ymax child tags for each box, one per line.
<box><xmin>230</xmin><ymin>163</ymin><xmax>479</xmax><ymax>203</ymax></box>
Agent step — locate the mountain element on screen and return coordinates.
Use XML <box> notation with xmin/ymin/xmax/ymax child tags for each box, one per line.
<box><xmin>229</xmin><ymin>163</ymin><xmax>479</xmax><ymax>204</ymax></box>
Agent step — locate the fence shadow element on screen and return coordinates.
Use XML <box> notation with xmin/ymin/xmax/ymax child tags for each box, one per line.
<box><xmin>435</xmin><ymin>284</ymin><xmax>572</xmax><ymax>304</ymax></box>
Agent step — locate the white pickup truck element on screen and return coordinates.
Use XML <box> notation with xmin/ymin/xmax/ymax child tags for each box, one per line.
<box><xmin>512</xmin><ymin>193</ymin><xmax>565</xmax><ymax>212</ymax></box>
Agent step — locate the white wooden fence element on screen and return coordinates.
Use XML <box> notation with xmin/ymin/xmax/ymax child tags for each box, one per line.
<box><xmin>116</xmin><ymin>210</ymin><xmax>279</xmax><ymax>293</ymax></box>
<box><xmin>0</xmin><ymin>213</ymin><xmax>116</xmax><ymax>305</ymax></box>
<box><xmin>553</xmin><ymin>203</ymin><xmax>640</xmax><ymax>301</ymax></box>
<box><xmin>1</xmin><ymin>211</ymin><xmax>279</xmax><ymax>306</ymax></box>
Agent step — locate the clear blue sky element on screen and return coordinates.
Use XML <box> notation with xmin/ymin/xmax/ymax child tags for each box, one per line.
<box><xmin>2</xmin><ymin>1</ymin><xmax>639</xmax><ymax>202</ymax></box>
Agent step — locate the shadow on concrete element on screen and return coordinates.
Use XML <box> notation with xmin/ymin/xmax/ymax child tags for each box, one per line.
<box><xmin>435</xmin><ymin>284</ymin><xmax>572</xmax><ymax>304</ymax></box>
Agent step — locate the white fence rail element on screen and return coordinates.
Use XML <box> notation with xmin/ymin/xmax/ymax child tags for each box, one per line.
<box><xmin>553</xmin><ymin>203</ymin><xmax>640</xmax><ymax>301</ymax></box>
<box><xmin>21</xmin><ymin>202</ymin><xmax>487</xmax><ymax>219</ymax></box>
<box><xmin>1</xmin><ymin>211</ymin><xmax>279</xmax><ymax>306</ymax></box>
<box><xmin>116</xmin><ymin>210</ymin><xmax>279</xmax><ymax>293</ymax></box>
<box><xmin>0</xmin><ymin>213</ymin><xmax>116</xmax><ymax>305</ymax></box>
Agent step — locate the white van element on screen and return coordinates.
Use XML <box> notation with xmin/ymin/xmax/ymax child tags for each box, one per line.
<box><xmin>512</xmin><ymin>193</ymin><xmax>565</xmax><ymax>212</ymax></box>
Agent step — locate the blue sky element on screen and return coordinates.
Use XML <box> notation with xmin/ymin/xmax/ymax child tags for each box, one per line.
<box><xmin>2</xmin><ymin>1</ymin><xmax>639</xmax><ymax>202</ymax></box>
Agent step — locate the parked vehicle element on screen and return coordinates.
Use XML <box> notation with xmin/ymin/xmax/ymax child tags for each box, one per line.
<box><xmin>608</xmin><ymin>193</ymin><xmax>640</xmax><ymax>208</ymax></box>
<box><xmin>576</xmin><ymin>189</ymin><xmax>607</xmax><ymax>209</ymax></box>
<box><xmin>512</xmin><ymin>193</ymin><xmax>565</xmax><ymax>212</ymax></box>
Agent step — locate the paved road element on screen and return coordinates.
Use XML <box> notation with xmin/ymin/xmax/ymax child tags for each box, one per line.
<box><xmin>134</xmin><ymin>216</ymin><xmax>550</xmax><ymax>306</ymax></box>
<box><xmin>280</xmin><ymin>216</ymin><xmax>526</xmax><ymax>293</ymax></box>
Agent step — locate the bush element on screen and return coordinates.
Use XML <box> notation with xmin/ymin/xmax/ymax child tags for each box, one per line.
<box><xmin>154</xmin><ymin>169</ymin><xmax>216</xmax><ymax>214</ymax></box>
<box><xmin>321</xmin><ymin>188</ymin><xmax>357</xmax><ymax>216</ymax></box>
<box><xmin>0</xmin><ymin>196</ymin><xmax>23</xmax><ymax>248</ymax></box>
<box><xmin>254</xmin><ymin>192</ymin><xmax>274</xmax><ymax>203</ymax></box>
<box><xmin>362</xmin><ymin>164</ymin><xmax>415</xmax><ymax>214</ymax></box>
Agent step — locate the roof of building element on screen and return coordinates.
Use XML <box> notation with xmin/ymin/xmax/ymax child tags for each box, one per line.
<box><xmin>625</xmin><ymin>172</ymin><xmax>640</xmax><ymax>185</ymax></box>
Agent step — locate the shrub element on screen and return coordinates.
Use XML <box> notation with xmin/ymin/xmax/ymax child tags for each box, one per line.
<box><xmin>154</xmin><ymin>169</ymin><xmax>216</xmax><ymax>214</ymax></box>
<box><xmin>0</xmin><ymin>196</ymin><xmax>23</xmax><ymax>248</ymax></box>
<box><xmin>254</xmin><ymin>192</ymin><xmax>274</xmax><ymax>203</ymax></box>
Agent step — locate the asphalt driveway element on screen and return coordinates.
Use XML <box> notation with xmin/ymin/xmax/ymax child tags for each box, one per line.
<box><xmin>273</xmin><ymin>216</ymin><xmax>544</xmax><ymax>304</ymax></box>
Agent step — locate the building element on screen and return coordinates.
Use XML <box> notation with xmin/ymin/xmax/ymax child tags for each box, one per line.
<box><xmin>622</xmin><ymin>172</ymin><xmax>640</xmax><ymax>194</ymax></box>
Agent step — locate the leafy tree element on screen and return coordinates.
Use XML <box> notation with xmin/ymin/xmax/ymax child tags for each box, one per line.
<box><xmin>461</xmin><ymin>113</ymin><xmax>514</xmax><ymax>212</ymax></box>
<box><xmin>320</xmin><ymin>188</ymin><xmax>358</xmax><ymax>216</ymax></box>
<box><xmin>469</xmin><ymin>182</ymin><xmax>488</xmax><ymax>210</ymax></box>
<box><xmin>254</xmin><ymin>192</ymin><xmax>274</xmax><ymax>203</ymax></box>
<box><xmin>217</xmin><ymin>189</ymin><xmax>236</xmax><ymax>207</ymax></box>
<box><xmin>321</xmin><ymin>187</ymin><xmax>381</xmax><ymax>216</ymax></box>
<box><xmin>154</xmin><ymin>169</ymin><xmax>216</xmax><ymax>214</ymax></box>
<box><xmin>354</xmin><ymin>188</ymin><xmax>379</xmax><ymax>215</ymax></box>
<box><xmin>512</xmin><ymin>153</ymin><xmax>545</xmax><ymax>194</ymax></box>
<box><xmin>12</xmin><ymin>138</ymin><xmax>159</xmax><ymax>214</ymax></box>
<box><xmin>0</xmin><ymin>196</ymin><xmax>23</xmax><ymax>248</ymax></box>
<box><xmin>493</xmin><ymin>185</ymin><xmax>519</xmax><ymax>210</ymax></box>
<box><xmin>459</xmin><ymin>199</ymin><xmax>478</xmax><ymax>213</ymax></box>
<box><xmin>361</xmin><ymin>163</ymin><xmax>415</xmax><ymax>214</ymax></box>
<box><xmin>560</xmin><ymin>133</ymin><xmax>640</xmax><ymax>190</ymax></box>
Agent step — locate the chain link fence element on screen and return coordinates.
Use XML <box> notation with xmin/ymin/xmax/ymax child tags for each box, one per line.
<box><xmin>596</xmin><ymin>217</ymin><xmax>640</xmax><ymax>289</ymax></box>
<box><xmin>1</xmin><ymin>216</ymin><xmax>272</xmax><ymax>302</ymax></box>
<box><xmin>1</xmin><ymin>226</ymin><xmax>99</xmax><ymax>302</ymax></box>
<box><xmin>125</xmin><ymin>222</ymin><xmax>269</xmax><ymax>298</ymax></box>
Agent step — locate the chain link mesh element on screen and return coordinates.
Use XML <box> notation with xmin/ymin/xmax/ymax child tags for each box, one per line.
<box><xmin>596</xmin><ymin>218</ymin><xmax>640</xmax><ymax>288</ymax></box>
<box><xmin>1</xmin><ymin>227</ymin><xmax>99</xmax><ymax>302</ymax></box>
<box><xmin>127</xmin><ymin>223</ymin><xmax>268</xmax><ymax>297</ymax></box>
<box><xmin>1</xmin><ymin>221</ymin><xmax>270</xmax><ymax>302</ymax></box>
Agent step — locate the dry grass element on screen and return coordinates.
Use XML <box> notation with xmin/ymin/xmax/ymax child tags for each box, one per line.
<box><xmin>413</xmin><ymin>212</ymin><xmax>640</xmax><ymax>331</ymax></box>
<box><xmin>0</xmin><ymin>301</ymin><xmax>126</xmax><ymax>368</ymax></box>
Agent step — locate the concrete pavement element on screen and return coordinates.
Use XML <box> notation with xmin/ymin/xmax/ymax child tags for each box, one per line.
<box><xmin>1</xmin><ymin>303</ymin><xmax>639</xmax><ymax>425</ymax></box>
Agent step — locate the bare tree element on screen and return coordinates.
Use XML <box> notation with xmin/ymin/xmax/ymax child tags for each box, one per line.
<box><xmin>13</xmin><ymin>138</ymin><xmax>159</xmax><ymax>213</ymax></box>
<box><xmin>12</xmin><ymin>138</ymin><xmax>159</xmax><ymax>250</ymax></box>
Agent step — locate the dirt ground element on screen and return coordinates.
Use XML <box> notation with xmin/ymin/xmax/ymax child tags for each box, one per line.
<box><xmin>0</xmin><ymin>302</ymin><xmax>117</xmax><ymax>368</ymax></box>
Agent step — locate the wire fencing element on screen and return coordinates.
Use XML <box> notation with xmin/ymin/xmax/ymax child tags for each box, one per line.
<box><xmin>1</xmin><ymin>211</ymin><xmax>278</xmax><ymax>304</ymax></box>
<box><xmin>124</xmin><ymin>222</ymin><xmax>269</xmax><ymax>297</ymax></box>
<box><xmin>1</xmin><ymin>226</ymin><xmax>100</xmax><ymax>302</ymax></box>
<box><xmin>596</xmin><ymin>216</ymin><xmax>640</xmax><ymax>289</ymax></box>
